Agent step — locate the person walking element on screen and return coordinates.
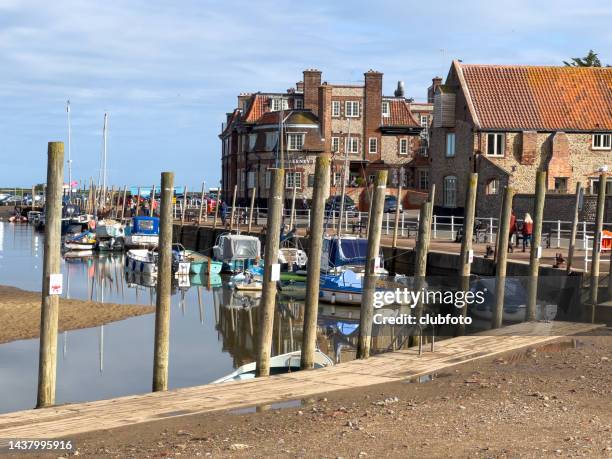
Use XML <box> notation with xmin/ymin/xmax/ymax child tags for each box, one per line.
<box><xmin>522</xmin><ymin>213</ymin><xmax>533</xmax><ymax>252</ymax></box>
<box><xmin>220</xmin><ymin>200</ymin><xmax>228</xmax><ymax>227</ymax></box>
<box><xmin>508</xmin><ymin>210</ymin><xmax>518</xmax><ymax>252</ymax></box>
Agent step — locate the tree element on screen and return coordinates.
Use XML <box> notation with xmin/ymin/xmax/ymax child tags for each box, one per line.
<box><xmin>563</xmin><ymin>50</ymin><xmax>605</xmax><ymax>67</ymax></box>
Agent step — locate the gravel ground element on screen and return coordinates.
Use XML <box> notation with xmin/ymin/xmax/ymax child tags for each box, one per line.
<box><xmin>11</xmin><ymin>330</ymin><xmax>612</xmax><ymax>459</ymax></box>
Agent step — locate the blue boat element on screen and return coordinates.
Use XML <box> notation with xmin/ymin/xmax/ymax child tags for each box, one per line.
<box><xmin>125</xmin><ymin>216</ymin><xmax>159</xmax><ymax>249</ymax></box>
<box><xmin>212</xmin><ymin>233</ymin><xmax>261</xmax><ymax>273</ymax></box>
<box><xmin>321</xmin><ymin>235</ymin><xmax>385</xmax><ymax>274</ymax></box>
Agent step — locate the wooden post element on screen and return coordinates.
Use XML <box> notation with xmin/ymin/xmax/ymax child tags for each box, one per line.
<box><xmin>526</xmin><ymin>171</ymin><xmax>546</xmax><ymax>321</ymax></box>
<box><xmin>357</xmin><ymin>170</ymin><xmax>387</xmax><ymax>359</ymax></box>
<box><xmin>492</xmin><ymin>186</ymin><xmax>514</xmax><ymax>329</ymax></box>
<box><xmin>153</xmin><ymin>172</ymin><xmax>174</xmax><ymax>392</ymax></box>
<box><xmin>37</xmin><ymin>141</ymin><xmax>64</xmax><ymax>408</ymax></box>
<box><xmin>301</xmin><ymin>157</ymin><xmax>330</xmax><ymax>369</ymax></box>
<box><xmin>566</xmin><ymin>182</ymin><xmax>582</xmax><ymax>273</ymax></box>
<box><xmin>213</xmin><ymin>187</ymin><xmax>221</xmax><ymax>229</ymax></box>
<box><xmin>289</xmin><ymin>185</ymin><xmax>297</xmax><ymax>229</ymax></box>
<box><xmin>256</xmin><ymin>168</ymin><xmax>284</xmax><ymax>377</ymax></box>
<box><xmin>392</xmin><ymin>185</ymin><xmax>403</xmax><ymax>247</ymax></box>
<box><xmin>458</xmin><ymin>173</ymin><xmax>478</xmax><ymax>334</ymax></box>
<box><xmin>198</xmin><ymin>182</ymin><xmax>206</xmax><ymax>224</ymax></box>
<box><xmin>248</xmin><ymin>187</ymin><xmax>256</xmax><ymax>233</ymax></box>
<box><xmin>109</xmin><ymin>185</ymin><xmax>115</xmax><ymax>217</ymax></box>
<box><xmin>135</xmin><ymin>187</ymin><xmax>141</xmax><ymax>217</ymax></box>
<box><xmin>87</xmin><ymin>177</ymin><xmax>93</xmax><ymax>214</ymax></box>
<box><xmin>31</xmin><ymin>185</ymin><xmax>36</xmax><ymax>209</ymax></box>
<box><xmin>229</xmin><ymin>184</ymin><xmax>237</xmax><ymax>231</ymax></box>
<box><xmin>120</xmin><ymin>185</ymin><xmax>128</xmax><ymax>221</ymax></box>
<box><xmin>181</xmin><ymin>185</ymin><xmax>188</xmax><ymax>225</ymax></box>
<box><xmin>413</xmin><ymin>200</ymin><xmax>433</xmax><ymax>324</ymax></box>
<box><xmin>590</xmin><ymin>173</ymin><xmax>607</xmax><ymax>307</ymax></box>
<box><xmin>149</xmin><ymin>185</ymin><xmax>156</xmax><ymax>217</ymax></box>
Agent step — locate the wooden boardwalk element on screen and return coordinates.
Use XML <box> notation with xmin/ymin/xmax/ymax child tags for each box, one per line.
<box><xmin>0</xmin><ymin>321</ymin><xmax>601</xmax><ymax>444</ymax></box>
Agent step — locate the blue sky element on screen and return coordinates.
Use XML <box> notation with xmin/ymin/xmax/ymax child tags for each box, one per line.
<box><xmin>1</xmin><ymin>0</ymin><xmax>610</xmax><ymax>189</ymax></box>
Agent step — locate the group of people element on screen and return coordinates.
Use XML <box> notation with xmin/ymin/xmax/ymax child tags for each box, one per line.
<box><xmin>508</xmin><ymin>211</ymin><xmax>533</xmax><ymax>252</ymax></box>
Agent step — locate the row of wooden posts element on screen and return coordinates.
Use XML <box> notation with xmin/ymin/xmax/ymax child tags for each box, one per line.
<box><xmin>36</xmin><ymin>141</ymin><xmax>608</xmax><ymax>407</ymax></box>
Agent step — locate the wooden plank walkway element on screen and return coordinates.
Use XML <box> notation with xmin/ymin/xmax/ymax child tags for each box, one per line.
<box><xmin>0</xmin><ymin>321</ymin><xmax>602</xmax><ymax>444</ymax></box>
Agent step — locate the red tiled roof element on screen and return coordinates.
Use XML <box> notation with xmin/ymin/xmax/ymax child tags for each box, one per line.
<box><xmin>220</xmin><ymin>109</ymin><xmax>241</xmax><ymax>136</ymax></box>
<box><xmin>242</xmin><ymin>94</ymin><xmax>270</xmax><ymax>123</ymax></box>
<box><xmin>457</xmin><ymin>62</ymin><xmax>612</xmax><ymax>131</ymax></box>
<box><xmin>382</xmin><ymin>99</ymin><xmax>420</xmax><ymax>127</ymax></box>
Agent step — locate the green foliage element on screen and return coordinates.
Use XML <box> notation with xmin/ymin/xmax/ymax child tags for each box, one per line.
<box><xmin>563</xmin><ymin>50</ymin><xmax>608</xmax><ymax>67</ymax></box>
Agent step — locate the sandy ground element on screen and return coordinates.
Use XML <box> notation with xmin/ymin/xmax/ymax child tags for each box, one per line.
<box><xmin>0</xmin><ymin>285</ymin><xmax>154</xmax><ymax>344</ymax></box>
<box><xmin>10</xmin><ymin>330</ymin><xmax>610</xmax><ymax>459</ymax></box>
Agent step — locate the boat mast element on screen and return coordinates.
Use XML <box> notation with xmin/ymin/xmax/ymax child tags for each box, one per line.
<box><xmin>102</xmin><ymin>113</ymin><xmax>108</xmax><ymax>206</ymax></box>
<box><xmin>67</xmin><ymin>100</ymin><xmax>72</xmax><ymax>202</ymax></box>
<box><xmin>337</xmin><ymin>117</ymin><xmax>351</xmax><ymax>236</ymax></box>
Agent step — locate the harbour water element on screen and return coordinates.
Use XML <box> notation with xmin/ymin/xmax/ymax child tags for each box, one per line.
<box><xmin>0</xmin><ymin>222</ymin><xmax>367</xmax><ymax>413</ymax></box>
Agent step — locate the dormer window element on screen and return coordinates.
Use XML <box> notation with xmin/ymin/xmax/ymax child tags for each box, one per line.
<box><xmin>287</xmin><ymin>133</ymin><xmax>304</xmax><ymax>151</ymax></box>
<box><xmin>382</xmin><ymin>101</ymin><xmax>390</xmax><ymax>117</ymax></box>
<box><xmin>295</xmin><ymin>98</ymin><xmax>304</xmax><ymax>109</ymax></box>
<box><xmin>271</xmin><ymin>98</ymin><xmax>288</xmax><ymax>112</ymax></box>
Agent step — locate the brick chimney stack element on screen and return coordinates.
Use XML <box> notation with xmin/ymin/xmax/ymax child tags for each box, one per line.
<box><xmin>303</xmin><ymin>69</ymin><xmax>322</xmax><ymax>113</ymax></box>
<box><xmin>364</xmin><ymin>70</ymin><xmax>383</xmax><ymax>160</ymax></box>
<box><xmin>428</xmin><ymin>77</ymin><xmax>443</xmax><ymax>103</ymax></box>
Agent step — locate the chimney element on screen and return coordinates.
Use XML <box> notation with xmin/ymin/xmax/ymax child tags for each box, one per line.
<box><xmin>428</xmin><ymin>77</ymin><xmax>442</xmax><ymax>103</ymax></box>
<box><xmin>237</xmin><ymin>93</ymin><xmax>252</xmax><ymax>112</ymax></box>
<box><xmin>394</xmin><ymin>81</ymin><xmax>405</xmax><ymax>98</ymax></box>
<box><xmin>364</xmin><ymin>70</ymin><xmax>383</xmax><ymax>159</ymax></box>
<box><xmin>296</xmin><ymin>81</ymin><xmax>304</xmax><ymax>92</ymax></box>
<box><xmin>303</xmin><ymin>69</ymin><xmax>322</xmax><ymax>113</ymax></box>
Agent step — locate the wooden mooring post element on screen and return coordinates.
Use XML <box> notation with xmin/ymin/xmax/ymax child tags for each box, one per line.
<box><xmin>248</xmin><ymin>187</ymin><xmax>256</xmax><ymax>233</ymax></box>
<box><xmin>256</xmin><ymin>168</ymin><xmax>284</xmax><ymax>377</ymax></box>
<box><xmin>120</xmin><ymin>185</ymin><xmax>128</xmax><ymax>221</ymax></box>
<box><xmin>37</xmin><ymin>141</ymin><xmax>64</xmax><ymax>408</ymax></box>
<box><xmin>392</xmin><ymin>185</ymin><xmax>403</xmax><ymax>248</ymax></box>
<box><xmin>492</xmin><ymin>186</ymin><xmax>514</xmax><ymax>329</ymax></box>
<box><xmin>566</xmin><ymin>182</ymin><xmax>582</xmax><ymax>273</ymax></box>
<box><xmin>213</xmin><ymin>186</ymin><xmax>221</xmax><ymax>229</ymax></box>
<box><xmin>149</xmin><ymin>184</ymin><xmax>156</xmax><ymax>217</ymax></box>
<box><xmin>181</xmin><ymin>185</ymin><xmax>188</xmax><ymax>225</ymax></box>
<box><xmin>198</xmin><ymin>182</ymin><xmax>206</xmax><ymax>224</ymax></box>
<box><xmin>526</xmin><ymin>171</ymin><xmax>546</xmax><ymax>321</ymax></box>
<box><xmin>152</xmin><ymin>172</ymin><xmax>174</xmax><ymax>392</ymax></box>
<box><xmin>458</xmin><ymin>173</ymin><xmax>478</xmax><ymax>335</ymax></box>
<box><xmin>301</xmin><ymin>157</ymin><xmax>330</xmax><ymax>369</ymax></box>
<box><xmin>229</xmin><ymin>184</ymin><xmax>237</xmax><ymax>231</ymax></box>
<box><xmin>590</xmin><ymin>173</ymin><xmax>607</xmax><ymax>308</ymax></box>
<box><xmin>357</xmin><ymin>170</ymin><xmax>387</xmax><ymax>359</ymax></box>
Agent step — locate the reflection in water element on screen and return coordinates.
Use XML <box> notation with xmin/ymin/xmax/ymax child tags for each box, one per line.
<box><xmin>0</xmin><ymin>222</ymin><xmax>406</xmax><ymax>414</ymax></box>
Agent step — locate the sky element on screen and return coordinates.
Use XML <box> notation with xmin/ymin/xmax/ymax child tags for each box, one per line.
<box><xmin>0</xmin><ymin>0</ymin><xmax>610</xmax><ymax>189</ymax></box>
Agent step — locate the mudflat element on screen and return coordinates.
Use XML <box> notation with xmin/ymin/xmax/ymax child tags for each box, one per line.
<box><xmin>0</xmin><ymin>285</ymin><xmax>154</xmax><ymax>344</ymax></box>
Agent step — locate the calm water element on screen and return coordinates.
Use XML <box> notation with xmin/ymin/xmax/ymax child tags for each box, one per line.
<box><xmin>0</xmin><ymin>222</ymin><xmax>366</xmax><ymax>414</ymax></box>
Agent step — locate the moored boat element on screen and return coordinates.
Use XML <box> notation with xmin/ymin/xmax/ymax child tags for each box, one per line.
<box><xmin>212</xmin><ymin>233</ymin><xmax>261</xmax><ymax>273</ymax></box>
<box><xmin>125</xmin><ymin>216</ymin><xmax>159</xmax><ymax>249</ymax></box>
<box><xmin>184</xmin><ymin>249</ymin><xmax>223</xmax><ymax>275</ymax></box>
<box><xmin>63</xmin><ymin>231</ymin><xmax>97</xmax><ymax>251</ymax></box>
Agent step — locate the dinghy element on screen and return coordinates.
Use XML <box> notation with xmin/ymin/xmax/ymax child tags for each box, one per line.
<box><xmin>212</xmin><ymin>350</ymin><xmax>334</xmax><ymax>383</ymax></box>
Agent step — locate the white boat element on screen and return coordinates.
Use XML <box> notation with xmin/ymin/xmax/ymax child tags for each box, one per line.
<box><xmin>212</xmin><ymin>350</ymin><xmax>334</xmax><ymax>383</ymax></box>
<box><xmin>124</xmin><ymin>216</ymin><xmax>159</xmax><ymax>249</ymax></box>
<box><xmin>125</xmin><ymin>249</ymin><xmax>157</xmax><ymax>275</ymax></box>
<box><xmin>63</xmin><ymin>231</ymin><xmax>96</xmax><ymax>251</ymax></box>
<box><xmin>95</xmin><ymin>219</ymin><xmax>125</xmax><ymax>239</ymax></box>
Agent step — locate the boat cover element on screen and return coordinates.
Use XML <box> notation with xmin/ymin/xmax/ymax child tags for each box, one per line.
<box><xmin>213</xmin><ymin>234</ymin><xmax>261</xmax><ymax>261</ymax></box>
<box><xmin>132</xmin><ymin>216</ymin><xmax>159</xmax><ymax>235</ymax></box>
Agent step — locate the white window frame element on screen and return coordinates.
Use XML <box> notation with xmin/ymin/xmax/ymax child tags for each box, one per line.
<box><xmin>486</xmin><ymin>178</ymin><xmax>499</xmax><ymax>195</ymax></box>
<box><xmin>295</xmin><ymin>98</ymin><xmax>304</xmax><ymax>109</ymax></box>
<box><xmin>332</xmin><ymin>101</ymin><xmax>341</xmax><ymax>117</ymax></box>
<box><xmin>333</xmin><ymin>172</ymin><xmax>343</xmax><ymax>186</ymax></box>
<box><xmin>419</xmin><ymin>170</ymin><xmax>429</xmax><ymax>190</ymax></box>
<box><xmin>286</xmin><ymin>171</ymin><xmax>302</xmax><ymax>189</ymax></box>
<box><xmin>345</xmin><ymin>101</ymin><xmax>360</xmax><ymax>118</ymax></box>
<box><xmin>347</xmin><ymin>137</ymin><xmax>359</xmax><ymax>154</ymax></box>
<box><xmin>443</xmin><ymin>175</ymin><xmax>457</xmax><ymax>208</ymax></box>
<box><xmin>445</xmin><ymin>133</ymin><xmax>456</xmax><ymax>157</ymax></box>
<box><xmin>399</xmin><ymin>138</ymin><xmax>408</xmax><ymax>155</ymax></box>
<box><xmin>382</xmin><ymin>101</ymin><xmax>390</xmax><ymax>117</ymax></box>
<box><xmin>592</xmin><ymin>133</ymin><xmax>611</xmax><ymax>150</ymax></box>
<box><xmin>486</xmin><ymin>133</ymin><xmax>505</xmax><ymax>157</ymax></box>
<box><xmin>331</xmin><ymin>136</ymin><xmax>340</xmax><ymax>153</ymax></box>
<box><xmin>271</xmin><ymin>98</ymin><xmax>288</xmax><ymax>111</ymax></box>
<box><xmin>287</xmin><ymin>133</ymin><xmax>305</xmax><ymax>151</ymax></box>
<box><xmin>420</xmin><ymin>115</ymin><xmax>428</xmax><ymax>127</ymax></box>
<box><xmin>369</xmin><ymin>137</ymin><xmax>378</xmax><ymax>154</ymax></box>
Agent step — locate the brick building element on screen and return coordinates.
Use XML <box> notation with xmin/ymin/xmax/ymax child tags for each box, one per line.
<box><xmin>429</xmin><ymin>61</ymin><xmax>612</xmax><ymax>217</ymax></box>
<box><xmin>219</xmin><ymin>69</ymin><xmax>432</xmax><ymax>205</ymax></box>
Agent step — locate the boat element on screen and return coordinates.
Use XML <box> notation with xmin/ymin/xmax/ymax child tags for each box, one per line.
<box><xmin>279</xmin><ymin>247</ymin><xmax>308</xmax><ymax>271</ymax></box>
<box><xmin>184</xmin><ymin>249</ymin><xmax>223</xmax><ymax>275</ymax></box>
<box><xmin>95</xmin><ymin>219</ymin><xmax>126</xmax><ymax>251</ymax></box>
<box><xmin>469</xmin><ymin>278</ymin><xmax>558</xmax><ymax>322</ymax></box>
<box><xmin>319</xmin><ymin>268</ymin><xmax>400</xmax><ymax>306</ymax></box>
<box><xmin>27</xmin><ymin>211</ymin><xmax>42</xmax><ymax>224</ymax></box>
<box><xmin>124</xmin><ymin>216</ymin><xmax>159</xmax><ymax>249</ymax></box>
<box><xmin>234</xmin><ymin>280</ymin><xmax>263</xmax><ymax>291</ymax></box>
<box><xmin>125</xmin><ymin>243</ymin><xmax>191</xmax><ymax>275</ymax></box>
<box><xmin>63</xmin><ymin>231</ymin><xmax>97</xmax><ymax>251</ymax></box>
<box><xmin>189</xmin><ymin>272</ymin><xmax>223</xmax><ymax>288</ymax></box>
<box><xmin>212</xmin><ymin>350</ymin><xmax>334</xmax><ymax>383</ymax></box>
<box><xmin>212</xmin><ymin>233</ymin><xmax>261</xmax><ymax>273</ymax></box>
<box><xmin>321</xmin><ymin>235</ymin><xmax>386</xmax><ymax>274</ymax></box>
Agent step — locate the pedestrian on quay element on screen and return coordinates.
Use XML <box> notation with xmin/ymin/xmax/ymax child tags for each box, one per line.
<box><xmin>220</xmin><ymin>200</ymin><xmax>228</xmax><ymax>226</ymax></box>
<box><xmin>508</xmin><ymin>210</ymin><xmax>518</xmax><ymax>252</ymax></box>
<box><xmin>522</xmin><ymin>213</ymin><xmax>533</xmax><ymax>252</ymax></box>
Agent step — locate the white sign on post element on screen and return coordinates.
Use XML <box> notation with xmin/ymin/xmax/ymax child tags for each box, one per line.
<box><xmin>468</xmin><ymin>249</ymin><xmax>474</xmax><ymax>264</ymax></box>
<box><xmin>49</xmin><ymin>274</ymin><xmax>63</xmax><ymax>295</ymax></box>
<box><xmin>271</xmin><ymin>263</ymin><xmax>281</xmax><ymax>281</ymax></box>
<box><xmin>536</xmin><ymin>246</ymin><xmax>542</xmax><ymax>259</ymax></box>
